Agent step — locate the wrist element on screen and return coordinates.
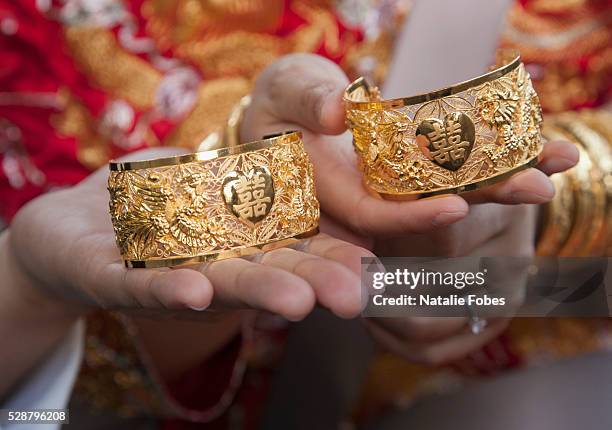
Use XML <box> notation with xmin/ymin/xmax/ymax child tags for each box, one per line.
<box><xmin>131</xmin><ymin>310</ymin><xmax>245</xmax><ymax>382</ymax></box>
<box><xmin>0</xmin><ymin>230</ymin><xmax>84</xmax><ymax>323</ymax></box>
<box><xmin>0</xmin><ymin>229</ymin><xmax>82</xmax><ymax>399</ymax></box>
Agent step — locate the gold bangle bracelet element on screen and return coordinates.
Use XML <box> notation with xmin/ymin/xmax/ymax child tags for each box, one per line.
<box><xmin>541</xmin><ymin>122</ymin><xmax>606</xmax><ymax>257</ymax></box>
<box><xmin>344</xmin><ymin>50</ymin><xmax>544</xmax><ymax>198</ymax></box>
<box><xmin>536</xmin><ymin>125</ymin><xmax>579</xmax><ymax>257</ymax></box>
<box><xmin>554</xmin><ymin>115</ymin><xmax>610</xmax><ymax>256</ymax></box>
<box><xmin>562</xmin><ymin>145</ymin><xmax>606</xmax><ymax>257</ymax></box>
<box><xmin>578</xmin><ymin>110</ymin><xmax>612</xmax><ymax>255</ymax></box>
<box><xmin>535</xmin><ymin>145</ymin><xmax>575</xmax><ymax>257</ymax></box>
<box><xmin>108</xmin><ymin>131</ymin><xmax>320</xmax><ymax>268</ymax></box>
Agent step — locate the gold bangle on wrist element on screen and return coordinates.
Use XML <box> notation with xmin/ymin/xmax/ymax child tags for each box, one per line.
<box><xmin>108</xmin><ymin>131</ymin><xmax>320</xmax><ymax>268</ymax></box>
<box><xmin>535</xmin><ymin>166</ymin><xmax>575</xmax><ymax>256</ymax></box>
<box><xmin>344</xmin><ymin>49</ymin><xmax>544</xmax><ymax>198</ymax></box>
<box><xmin>578</xmin><ymin>110</ymin><xmax>612</xmax><ymax>255</ymax></box>
<box><xmin>536</xmin><ymin>126</ymin><xmax>576</xmax><ymax>257</ymax></box>
<box><xmin>558</xmin><ymin>143</ymin><xmax>604</xmax><ymax>257</ymax></box>
<box><xmin>538</xmin><ymin>116</ymin><xmax>610</xmax><ymax>257</ymax></box>
<box><xmin>553</xmin><ymin>115</ymin><xmax>610</xmax><ymax>256</ymax></box>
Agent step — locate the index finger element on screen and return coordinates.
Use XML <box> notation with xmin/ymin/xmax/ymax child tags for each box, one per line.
<box><xmin>309</xmin><ymin>134</ymin><xmax>469</xmax><ymax>236</ymax></box>
<box><xmin>243</xmin><ymin>54</ymin><xmax>469</xmax><ymax>235</ymax></box>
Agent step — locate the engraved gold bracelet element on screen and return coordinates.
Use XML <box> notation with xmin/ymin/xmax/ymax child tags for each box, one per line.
<box><xmin>108</xmin><ymin>131</ymin><xmax>320</xmax><ymax>268</ymax></box>
<box><xmin>344</xmin><ymin>50</ymin><xmax>544</xmax><ymax>198</ymax></box>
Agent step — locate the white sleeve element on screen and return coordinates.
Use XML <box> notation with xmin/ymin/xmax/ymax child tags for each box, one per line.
<box><xmin>1</xmin><ymin>319</ymin><xmax>85</xmax><ymax>430</ymax></box>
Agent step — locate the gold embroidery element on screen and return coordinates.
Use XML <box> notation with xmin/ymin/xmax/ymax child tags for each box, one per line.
<box><xmin>502</xmin><ymin>2</ymin><xmax>612</xmax><ymax>112</ymax></box>
<box><xmin>64</xmin><ymin>27</ymin><xmax>162</xmax><ymax>110</ymax></box>
<box><xmin>54</xmin><ymin>0</ymin><xmax>401</xmax><ymax>163</ymax></box>
<box><xmin>163</xmin><ymin>77</ymin><xmax>251</xmax><ymax>148</ymax></box>
<box><xmin>143</xmin><ymin>0</ymin><xmax>350</xmax><ymax>80</ymax></box>
<box><xmin>51</xmin><ymin>89</ymin><xmax>111</xmax><ymax>169</ymax></box>
<box><xmin>141</xmin><ymin>0</ymin><xmax>284</xmax><ymax>50</ymax></box>
<box><xmin>177</xmin><ymin>32</ymin><xmax>283</xmax><ymax>80</ymax></box>
<box><xmin>289</xmin><ymin>0</ymin><xmax>342</xmax><ymax>55</ymax></box>
<box><xmin>528</xmin><ymin>0</ymin><xmax>588</xmax><ymax>14</ymax></box>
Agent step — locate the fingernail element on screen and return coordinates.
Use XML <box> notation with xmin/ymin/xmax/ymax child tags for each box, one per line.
<box><xmin>189</xmin><ymin>304</ymin><xmax>209</xmax><ymax>312</ymax></box>
<box><xmin>546</xmin><ymin>157</ymin><xmax>578</xmax><ymax>172</ymax></box>
<box><xmin>320</xmin><ymin>88</ymin><xmax>347</xmax><ymax>133</ymax></box>
<box><xmin>432</xmin><ymin>211</ymin><xmax>466</xmax><ymax>226</ymax></box>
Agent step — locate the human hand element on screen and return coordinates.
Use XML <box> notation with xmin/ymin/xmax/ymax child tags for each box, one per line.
<box><xmin>8</xmin><ymin>147</ymin><xmax>374</xmax><ymax>322</ymax></box>
<box><xmin>241</xmin><ymin>54</ymin><xmax>578</xmax><ymax>244</ymax></box>
<box><xmin>241</xmin><ymin>53</ymin><xmax>578</xmax><ymax>364</ymax></box>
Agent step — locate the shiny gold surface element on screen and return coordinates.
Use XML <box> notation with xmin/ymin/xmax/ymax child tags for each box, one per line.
<box><xmin>344</xmin><ymin>51</ymin><xmax>522</xmax><ymax>110</ymax></box>
<box><xmin>537</xmin><ymin>126</ymin><xmax>577</xmax><ymax>257</ymax></box>
<box><xmin>538</xmin><ymin>114</ymin><xmax>611</xmax><ymax>257</ymax></box>
<box><xmin>554</xmin><ymin>116</ymin><xmax>609</xmax><ymax>256</ymax></box>
<box><xmin>110</xmin><ymin>132</ymin><xmax>299</xmax><ymax>171</ymax></box>
<box><xmin>344</xmin><ymin>50</ymin><xmax>544</xmax><ymax>197</ymax></box>
<box><xmin>416</xmin><ymin>112</ymin><xmax>476</xmax><ymax>171</ymax></box>
<box><xmin>108</xmin><ymin>132</ymin><xmax>320</xmax><ymax>267</ymax></box>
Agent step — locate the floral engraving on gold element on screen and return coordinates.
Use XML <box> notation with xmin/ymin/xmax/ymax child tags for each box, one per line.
<box><xmin>222</xmin><ymin>167</ymin><xmax>275</xmax><ymax>226</ymax></box>
<box><xmin>108</xmin><ymin>134</ymin><xmax>319</xmax><ymax>266</ymax></box>
<box><xmin>345</xmin><ymin>56</ymin><xmax>544</xmax><ymax>197</ymax></box>
<box><xmin>416</xmin><ymin>112</ymin><xmax>475</xmax><ymax>171</ymax></box>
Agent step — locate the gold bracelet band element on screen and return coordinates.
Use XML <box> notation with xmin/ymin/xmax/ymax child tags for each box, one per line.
<box><xmin>537</xmin><ymin>114</ymin><xmax>611</xmax><ymax>257</ymax></box>
<box><xmin>576</xmin><ymin>110</ymin><xmax>612</xmax><ymax>256</ymax></box>
<box><xmin>108</xmin><ymin>131</ymin><xmax>320</xmax><ymax>268</ymax></box>
<box><xmin>556</xmin><ymin>120</ymin><xmax>608</xmax><ymax>256</ymax></box>
<box><xmin>536</xmin><ymin>127</ymin><xmax>576</xmax><ymax>257</ymax></box>
<box><xmin>344</xmin><ymin>50</ymin><xmax>544</xmax><ymax>198</ymax></box>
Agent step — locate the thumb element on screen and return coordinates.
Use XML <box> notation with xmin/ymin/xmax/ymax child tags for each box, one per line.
<box><xmin>244</xmin><ymin>53</ymin><xmax>348</xmax><ymax>139</ymax></box>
